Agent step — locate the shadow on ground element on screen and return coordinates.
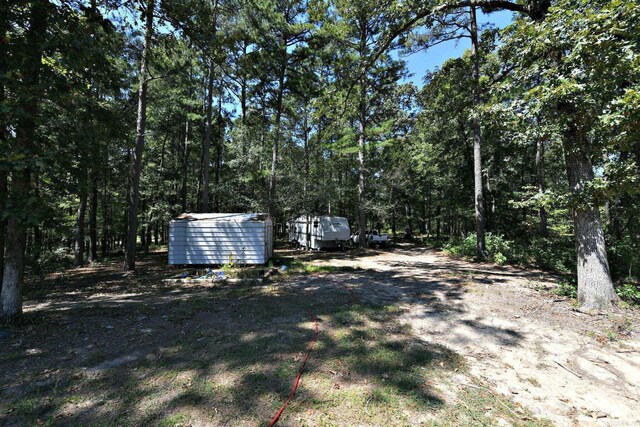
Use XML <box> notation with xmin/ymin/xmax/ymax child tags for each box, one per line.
<box><xmin>0</xmin><ymin>251</ymin><xmax>531</xmax><ymax>426</ymax></box>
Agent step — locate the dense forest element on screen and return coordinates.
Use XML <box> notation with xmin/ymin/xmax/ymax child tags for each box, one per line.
<box><xmin>2</xmin><ymin>0</ymin><xmax>639</xmax><ymax>321</ymax></box>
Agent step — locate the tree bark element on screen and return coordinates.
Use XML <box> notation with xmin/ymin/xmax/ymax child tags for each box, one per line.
<box><xmin>181</xmin><ymin>117</ymin><xmax>190</xmax><ymax>212</ymax></box>
<box><xmin>536</xmin><ymin>135</ymin><xmax>548</xmax><ymax>236</ymax></box>
<box><xmin>303</xmin><ymin>109</ymin><xmax>310</xmax><ymax>215</ymax></box>
<box><xmin>268</xmin><ymin>51</ymin><xmax>287</xmax><ymax>216</ymax></box>
<box><xmin>0</xmin><ymin>0</ymin><xmax>9</xmax><ymax>285</ymax></box>
<box><xmin>74</xmin><ymin>169</ymin><xmax>88</xmax><ymax>267</ymax></box>
<box><xmin>214</xmin><ymin>77</ymin><xmax>223</xmax><ymax>212</ymax></box>
<box><xmin>145</xmin><ymin>225</ymin><xmax>151</xmax><ymax>254</ymax></box>
<box><xmin>357</xmin><ymin>89</ymin><xmax>368</xmax><ymax>249</ymax></box>
<box><xmin>0</xmin><ymin>169</ymin><xmax>6</xmax><ymax>284</ymax></box>
<box><xmin>101</xmin><ymin>172</ymin><xmax>109</xmax><ymax>257</ymax></box>
<box><xmin>404</xmin><ymin>204</ymin><xmax>413</xmax><ymax>239</ymax></box>
<box><xmin>0</xmin><ymin>38</ymin><xmax>6</xmax><ymax>282</ymax></box>
<box><xmin>427</xmin><ymin>187</ymin><xmax>432</xmax><ymax>236</ymax></box>
<box><xmin>563</xmin><ymin>122</ymin><xmax>618</xmax><ymax>310</ymax></box>
<box><xmin>140</xmin><ymin>225</ymin><xmax>147</xmax><ymax>255</ymax></box>
<box><xmin>241</xmin><ymin>42</ymin><xmax>248</xmax><ymax>125</ymax></box>
<box><xmin>470</xmin><ymin>5</ymin><xmax>486</xmax><ymax>259</ymax></box>
<box><xmin>2</xmin><ymin>0</ymin><xmax>48</xmax><ymax>321</ymax></box>
<box><xmin>124</xmin><ymin>0</ymin><xmax>154</xmax><ymax>271</ymax></box>
<box><xmin>201</xmin><ymin>63</ymin><xmax>214</xmax><ymax>212</ymax></box>
<box><xmin>89</xmin><ymin>170</ymin><xmax>98</xmax><ymax>261</ymax></box>
<box><xmin>32</xmin><ymin>173</ymin><xmax>42</xmax><ymax>261</ymax></box>
<box><xmin>154</xmin><ymin>222</ymin><xmax>158</xmax><ymax>245</ymax></box>
<box><xmin>357</xmin><ymin>21</ymin><xmax>368</xmax><ymax>249</ymax></box>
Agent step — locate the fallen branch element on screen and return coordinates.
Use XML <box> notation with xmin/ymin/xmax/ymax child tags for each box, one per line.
<box><xmin>554</xmin><ymin>361</ymin><xmax>582</xmax><ymax>379</ymax></box>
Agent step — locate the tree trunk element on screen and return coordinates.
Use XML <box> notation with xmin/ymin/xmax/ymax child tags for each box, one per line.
<box><xmin>2</xmin><ymin>0</ymin><xmax>48</xmax><ymax>321</ymax></box>
<box><xmin>390</xmin><ymin>184</ymin><xmax>397</xmax><ymax>240</ymax></box>
<box><xmin>0</xmin><ymin>0</ymin><xmax>9</xmax><ymax>284</ymax></box>
<box><xmin>268</xmin><ymin>55</ymin><xmax>286</xmax><ymax>217</ymax></box>
<box><xmin>0</xmin><ymin>169</ymin><xmax>6</xmax><ymax>283</ymax></box>
<box><xmin>74</xmin><ymin>171</ymin><xmax>88</xmax><ymax>267</ymax></box>
<box><xmin>357</xmin><ymin>22</ymin><xmax>368</xmax><ymax>249</ymax></box>
<box><xmin>140</xmin><ymin>198</ymin><xmax>148</xmax><ymax>256</ymax></box>
<box><xmin>32</xmin><ymin>173</ymin><xmax>42</xmax><ymax>261</ymax></box>
<box><xmin>181</xmin><ymin>117</ymin><xmax>190</xmax><ymax>212</ymax></box>
<box><xmin>214</xmin><ymin>77</ymin><xmax>223</xmax><ymax>212</ymax></box>
<box><xmin>0</xmin><ymin>39</ymin><xmax>6</xmax><ymax>281</ymax></box>
<box><xmin>201</xmin><ymin>63</ymin><xmax>214</xmax><ymax>212</ymax></box>
<box><xmin>124</xmin><ymin>0</ymin><xmax>154</xmax><ymax>271</ymax></box>
<box><xmin>89</xmin><ymin>171</ymin><xmax>98</xmax><ymax>261</ymax></box>
<box><xmin>427</xmin><ymin>187</ymin><xmax>432</xmax><ymax>236</ymax></box>
<box><xmin>404</xmin><ymin>204</ymin><xmax>413</xmax><ymax>239</ymax></box>
<box><xmin>154</xmin><ymin>222</ymin><xmax>158</xmax><ymax>245</ymax></box>
<box><xmin>563</xmin><ymin>122</ymin><xmax>618</xmax><ymax>310</ymax></box>
<box><xmin>470</xmin><ymin>6</ymin><xmax>486</xmax><ymax>259</ymax></box>
<box><xmin>357</xmin><ymin>90</ymin><xmax>367</xmax><ymax>249</ymax></box>
<box><xmin>101</xmin><ymin>172</ymin><xmax>109</xmax><ymax>257</ymax></box>
<box><xmin>145</xmin><ymin>226</ymin><xmax>151</xmax><ymax>254</ymax></box>
<box><xmin>536</xmin><ymin>135</ymin><xmax>548</xmax><ymax>236</ymax></box>
<box><xmin>140</xmin><ymin>225</ymin><xmax>147</xmax><ymax>255</ymax></box>
<box><xmin>303</xmin><ymin>109</ymin><xmax>310</xmax><ymax>216</ymax></box>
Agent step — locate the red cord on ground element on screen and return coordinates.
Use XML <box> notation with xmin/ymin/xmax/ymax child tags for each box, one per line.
<box><xmin>268</xmin><ymin>316</ymin><xmax>319</xmax><ymax>427</ymax></box>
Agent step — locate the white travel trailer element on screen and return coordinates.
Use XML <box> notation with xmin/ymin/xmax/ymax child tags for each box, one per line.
<box><xmin>168</xmin><ymin>213</ymin><xmax>273</xmax><ymax>265</ymax></box>
<box><xmin>288</xmin><ymin>216</ymin><xmax>350</xmax><ymax>250</ymax></box>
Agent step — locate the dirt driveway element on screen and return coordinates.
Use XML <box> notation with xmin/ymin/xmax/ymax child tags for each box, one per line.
<box><xmin>1</xmin><ymin>246</ymin><xmax>638</xmax><ymax>426</ymax></box>
<box><xmin>305</xmin><ymin>245</ymin><xmax>640</xmax><ymax>427</ymax></box>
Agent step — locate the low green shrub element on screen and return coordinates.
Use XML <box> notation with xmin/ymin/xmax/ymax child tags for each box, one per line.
<box><xmin>443</xmin><ymin>233</ymin><xmax>575</xmax><ymax>273</ymax></box>
<box><xmin>617</xmin><ymin>283</ymin><xmax>640</xmax><ymax>305</ymax></box>
<box><xmin>31</xmin><ymin>248</ymin><xmax>74</xmax><ymax>274</ymax></box>
<box><xmin>553</xmin><ymin>280</ymin><xmax>578</xmax><ymax>299</ymax></box>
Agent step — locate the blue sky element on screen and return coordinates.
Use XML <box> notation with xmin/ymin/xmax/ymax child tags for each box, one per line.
<box><xmin>397</xmin><ymin>10</ymin><xmax>515</xmax><ymax>86</ymax></box>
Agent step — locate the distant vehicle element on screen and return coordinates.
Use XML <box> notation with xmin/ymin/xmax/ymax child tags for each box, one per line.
<box><xmin>351</xmin><ymin>229</ymin><xmax>389</xmax><ymax>248</ymax></box>
<box><xmin>288</xmin><ymin>216</ymin><xmax>351</xmax><ymax>250</ymax></box>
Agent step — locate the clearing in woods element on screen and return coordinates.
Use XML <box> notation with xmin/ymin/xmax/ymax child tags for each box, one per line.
<box><xmin>0</xmin><ymin>245</ymin><xmax>638</xmax><ymax>426</ymax></box>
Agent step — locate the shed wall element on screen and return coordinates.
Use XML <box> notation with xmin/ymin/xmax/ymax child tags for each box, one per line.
<box><xmin>169</xmin><ymin>219</ymin><xmax>270</xmax><ymax>265</ymax></box>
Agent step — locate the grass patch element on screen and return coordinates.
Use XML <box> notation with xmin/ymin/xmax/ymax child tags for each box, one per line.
<box><xmin>280</xmin><ymin>259</ymin><xmax>361</xmax><ymax>275</ymax></box>
<box><xmin>158</xmin><ymin>412</ymin><xmax>190</xmax><ymax>427</ymax></box>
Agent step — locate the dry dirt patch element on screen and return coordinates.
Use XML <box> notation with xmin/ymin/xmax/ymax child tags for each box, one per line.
<box><xmin>307</xmin><ymin>246</ymin><xmax>640</xmax><ymax>427</ymax></box>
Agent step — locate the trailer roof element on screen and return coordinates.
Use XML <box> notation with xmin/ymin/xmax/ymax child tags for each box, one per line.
<box><xmin>172</xmin><ymin>213</ymin><xmax>270</xmax><ymax>222</ymax></box>
<box><xmin>290</xmin><ymin>215</ymin><xmax>348</xmax><ymax>222</ymax></box>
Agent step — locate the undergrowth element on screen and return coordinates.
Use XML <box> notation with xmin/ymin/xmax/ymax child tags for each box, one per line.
<box><xmin>443</xmin><ymin>233</ymin><xmax>575</xmax><ymax>272</ymax></box>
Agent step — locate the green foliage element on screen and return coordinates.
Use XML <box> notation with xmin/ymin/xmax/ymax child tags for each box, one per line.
<box><xmin>444</xmin><ymin>233</ymin><xmax>576</xmax><ymax>273</ymax></box>
<box><xmin>31</xmin><ymin>248</ymin><xmax>75</xmax><ymax>275</ymax></box>
<box><xmin>444</xmin><ymin>234</ymin><xmax>515</xmax><ymax>265</ymax></box>
<box><xmin>607</xmin><ymin>236</ymin><xmax>640</xmax><ymax>279</ymax></box>
<box><xmin>3</xmin><ymin>0</ymin><xmax>640</xmax><ymax>317</ymax></box>
<box><xmin>617</xmin><ymin>283</ymin><xmax>640</xmax><ymax>306</ymax></box>
<box><xmin>553</xmin><ymin>280</ymin><xmax>578</xmax><ymax>300</ymax></box>
<box><xmin>553</xmin><ymin>279</ymin><xmax>640</xmax><ymax>307</ymax></box>
<box><xmin>222</xmin><ymin>254</ymin><xmax>241</xmax><ymax>274</ymax></box>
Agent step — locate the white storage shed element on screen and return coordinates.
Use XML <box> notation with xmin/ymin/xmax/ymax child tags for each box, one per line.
<box><xmin>168</xmin><ymin>213</ymin><xmax>273</xmax><ymax>265</ymax></box>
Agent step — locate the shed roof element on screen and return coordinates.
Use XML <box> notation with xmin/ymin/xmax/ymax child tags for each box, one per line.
<box><xmin>172</xmin><ymin>213</ymin><xmax>270</xmax><ymax>222</ymax></box>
